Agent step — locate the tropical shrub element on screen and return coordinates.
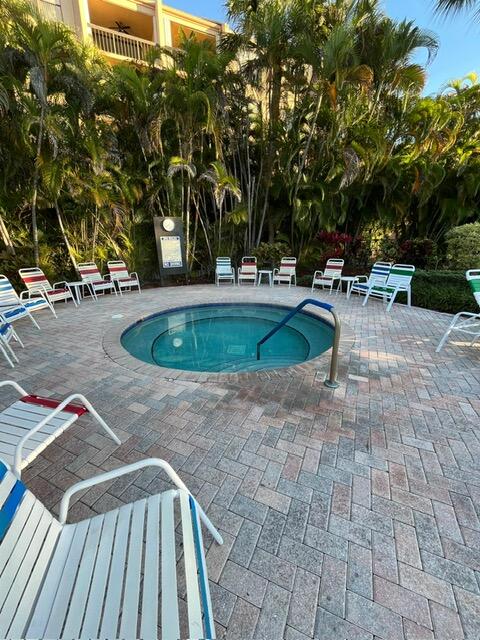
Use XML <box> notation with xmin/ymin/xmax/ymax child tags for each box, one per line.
<box><xmin>445</xmin><ymin>223</ymin><xmax>480</xmax><ymax>270</ymax></box>
<box><xmin>251</xmin><ymin>242</ymin><xmax>291</xmax><ymax>269</ymax></box>
<box><xmin>411</xmin><ymin>270</ymin><xmax>478</xmax><ymax>314</ymax></box>
<box><xmin>399</xmin><ymin>239</ymin><xmax>438</xmax><ymax>269</ymax></box>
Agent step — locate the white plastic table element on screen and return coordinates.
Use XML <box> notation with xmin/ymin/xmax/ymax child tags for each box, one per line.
<box><xmin>257</xmin><ymin>270</ymin><xmax>273</xmax><ymax>287</ymax></box>
<box><xmin>66</xmin><ymin>281</ymin><xmax>87</xmax><ymax>304</ymax></box>
<box><xmin>336</xmin><ymin>276</ymin><xmax>356</xmax><ymax>299</ymax></box>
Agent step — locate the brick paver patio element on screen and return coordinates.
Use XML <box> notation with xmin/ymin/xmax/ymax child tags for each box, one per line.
<box><xmin>3</xmin><ymin>284</ymin><xmax>480</xmax><ymax>639</ymax></box>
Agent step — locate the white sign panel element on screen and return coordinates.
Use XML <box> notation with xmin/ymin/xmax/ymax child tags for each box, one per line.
<box><xmin>160</xmin><ymin>235</ymin><xmax>183</xmax><ymax>268</ymax></box>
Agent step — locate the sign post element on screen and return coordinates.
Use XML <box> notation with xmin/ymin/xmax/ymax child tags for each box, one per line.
<box><xmin>153</xmin><ymin>217</ymin><xmax>187</xmax><ymax>283</ymax></box>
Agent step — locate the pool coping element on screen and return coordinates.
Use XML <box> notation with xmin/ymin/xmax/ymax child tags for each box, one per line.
<box><xmin>103</xmin><ymin>296</ymin><xmax>356</xmax><ymax>385</ymax></box>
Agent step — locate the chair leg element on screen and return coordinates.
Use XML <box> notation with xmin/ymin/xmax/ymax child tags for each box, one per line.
<box><xmin>27</xmin><ymin>311</ymin><xmax>41</xmax><ymax>330</ymax></box>
<box><xmin>12</xmin><ymin>327</ymin><xmax>24</xmax><ymax>348</ymax></box>
<box><xmin>0</xmin><ymin>342</ymin><xmax>15</xmax><ymax>367</ymax></box>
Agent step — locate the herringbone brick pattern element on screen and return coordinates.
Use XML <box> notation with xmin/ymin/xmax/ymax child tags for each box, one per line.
<box><xmin>2</xmin><ymin>284</ymin><xmax>480</xmax><ymax>640</ymax></box>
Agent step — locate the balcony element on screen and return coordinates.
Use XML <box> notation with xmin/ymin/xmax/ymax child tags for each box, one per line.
<box><xmin>90</xmin><ymin>24</ymin><xmax>155</xmax><ymax>63</ymax></box>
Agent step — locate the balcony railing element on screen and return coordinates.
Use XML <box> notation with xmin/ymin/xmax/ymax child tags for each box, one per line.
<box><xmin>90</xmin><ymin>25</ymin><xmax>155</xmax><ymax>62</ymax></box>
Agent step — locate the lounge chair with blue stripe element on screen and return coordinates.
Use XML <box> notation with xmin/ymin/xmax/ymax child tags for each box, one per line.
<box><xmin>362</xmin><ymin>264</ymin><xmax>415</xmax><ymax>312</ymax></box>
<box><xmin>351</xmin><ymin>262</ymin><xmax>392</xmax><ymax>298</ymax></box>
<box><xmin>0</xmin><ymin>380</ymin><xmax>121</xmax><ymax>477</ymax></box>
<box><xmin>436</xmin><ymin>269</ymin><xmax>480</xmax><ymax>352</ymax></box>
<box><xmin>0</xmin><ymin>323</ymin><xmax>23</xmax><ymax>368</ymax></box>
<box><xmin>0</xmin><ymin>456</ymin><xmax>222</xmax><ymax>639</ymax></box>
<box><xmin>215</xmin><ymin>257</ymin><xmax>235</xmax><ymax>285</ymax></box>
<box><xmin>0</xmin><ymin>274</ymin><xmax>54</xmax><ymax>329</ymax></box>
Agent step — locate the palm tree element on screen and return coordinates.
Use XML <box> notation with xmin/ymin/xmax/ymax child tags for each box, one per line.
<box><xmin>201</xmin><ymin>161</ymin><xmax>241</xmax><ymax>253</ymax></box>
<box><xmin>436</xmin><ymin>0</ymin><xmax>479</xmax><ymax>17</ymax></box>
<box><xmin>3</xmin><ymin>0</ymin><xmax>82</xmax><ymax>266</ymax></box>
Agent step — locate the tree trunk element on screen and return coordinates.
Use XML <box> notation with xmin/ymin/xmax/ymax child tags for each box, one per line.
<box><xmin>256</xmin><ymin>66</ymin><xmax>282</xmax><ymax>245</ymax></box>
<box><xmin>55</xmin><ymin>200</ymin><xmax>77</xmax><ymax>270</ymax></box>
<box><xmin>31</xmin><ymin>104</ymin><xmax>46</xmax><ymax>267</ymax></box>
<box><xmin>0</xmin><ymin>212</ymin><xmax>15</xmax><ymax>255</ymax></box>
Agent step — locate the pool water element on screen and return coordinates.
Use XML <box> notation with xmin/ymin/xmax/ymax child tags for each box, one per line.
<box><xmin>121</xmin><ymin>303</ymin><xmax>334</xmax><ymax>373</ymax></box>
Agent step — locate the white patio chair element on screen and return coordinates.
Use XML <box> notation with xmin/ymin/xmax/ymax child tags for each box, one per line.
<box><xmin>363</xmin><ymin>264</ymin><xmax>415</xmax><ymax>312</ymax></box>
<box><xmin>107</xmin><ymin>260</ymin><xmax>141</xmax><ymax>295</ymax></box>
<box><xmin>273</xmin><ymin>257</ymin><xmax>297</xmax><ymax>288</ymax></box>
<box><xmin>215</xmin><ymin>257</ymin><xmax>235</xmax><ymax>285</ymax></box>
<box><xmin>19</xmin><ymin>268</ymin><xmax>77</xmax><ymax>314</ymax></box>
<box><xmin>0</xmin><ymin>457</ymin><xmax>222</xmax><ymax>640</ymax></box>
<box><xmin>0</xmin><ymin>380</ymin><xmax>120</xmax><ymax>476</ymax></box>
<box><xmin>311</xmin><ymin>258</ymin><xmax>344</xmax><ymax>293</ymax></box>
<box><xmin>78</xmin><ymin>262</ymin><xmax>117</xmax><ymax>300</ymax></box>
<box><xmin>0</xmin><ymin>274</ymin><xmax>54</xmax><ymax>329</ymax></box>
<box><xmin>0</xmin><ymin>323</ymin><xmax>23</xmax><ymax>368</ymax></box>
<box><xmin>351</xmin><ymin>262</ymin><xmax>392</xmax><ymax>297</ymax></box>
<box><xmin>238</xmin><ymin>256</ymin><xmax>257</xmax><ymax>286</ymax></box>
<box><xmin>436</xmin><ymin>269</ymin><xmax>480</xmax><ymax>352</ymax></box>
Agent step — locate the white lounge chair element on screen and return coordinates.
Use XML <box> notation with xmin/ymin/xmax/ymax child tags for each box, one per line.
<box><xmin>107</xmin><ymin>260</ymin><xmax>141</xmax><ymax>295</ymax></box>
<box><xmin>238</xmin><ymin>256</ymin><xmax>257</xmax><ymax>286</ymax></box>
<box><xmin>351</xmin><ymin>262</ymin><xmax>392</xmax><ymax>297</ymax></box>
<box><xmin>0</xmin><ymin>274</ymin><xmax>54</xmax><ymax>329</ymax></box>
<box><xmin>0</xmin><ymin>457</ymin><xmax>222</xmax><ymax>639</ymax></box>
<box><xmin>436</xmin><ymin>269</ymin><xmax>480</xmax><ymax>352</ymax></box>
<box><xmin>312</xmin><ymin>258</ymin><xmax>344</xmax><ymax>294</ymax></box>
<box><xmin>363</xmin><ymin>264</ymin><xmax>415</xmax><ymax>312</ymax></box>
<box><xmin>0</xmin><ymin>380</ymin><xmax>120</xmax><ymax>476</ymax></box>
<box><xmin>78</xmin><ymin>262</ymin><xmax>117</xmax><ymax>300</ymax></box>
<box><xmin>0</xmin><ymin>323</ymin><xmax>23</xmax><ymax>368</ymax></box>
<box><xmin>19</xmin><ymin>268</ymin><xmax>77</xmax><ymax>313</ymax></box>
<box><xmin>215</xmin><ymin>257</ymin><xmax>235</xmax><ymax>285</ymax></box>
<box><xmin>273</xmin><ymin>257</ymin><xmax>297</xmax><ymax>288</ymax></box>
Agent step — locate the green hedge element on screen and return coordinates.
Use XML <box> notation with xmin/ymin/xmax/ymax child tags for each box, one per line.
<box><xmin>297</xmin><ymin>270</ymin><xmax>476</xmax><ymax>315</ymax></box>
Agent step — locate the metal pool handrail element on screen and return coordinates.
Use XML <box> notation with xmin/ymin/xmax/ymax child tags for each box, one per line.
<box><xmin>256</xmin><ymin>298</ymin><xmax>341</xmax><ymax>388</ymax></box>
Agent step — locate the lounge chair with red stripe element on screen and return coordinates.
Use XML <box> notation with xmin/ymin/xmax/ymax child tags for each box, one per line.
<box><xmin>362</xmin><ymin>264</ymin><xmax>415</xmax><ymax>312</ymax></box>
<box><xmin>18</xmin><ymin>268</ymin><xmax>77</xmax><ymax>314</ymax></box>
<box><xmin>107</xmin><ymin>260</ymin><xmax>141</xmax><ymax>295</ymax></box>
<box><xmin>238</xmin><ymin>256</ymin><xmax>257</xmax><ymax>286</ymax></box>
<box><xmin>78</xmin><ymin>262</ymin><xmax>117</xmax><ymax>300</ymax></box>
<box><xmin>273</xmin><ymin>257</ymin><xmax>297</xmax><ymax>288</ymax></box>
<box><xmin>0</xmin><ymin>380</ymin><xmax>120</xmax><ymax>477</ymax></box>
<box><xmin>0</xmin><ymin>274</ymin><xmax>54</xmax><ymax>329</ymax></box>
<box><xmin>436</xmin><ymin>269</ymin><xmax>480</xmax><ymax>352</ymax></box>
<box><xmin>351</xmin><ymin>262</ymin><xmax>392</xmax><ymax>298</ymax></box>
<box><xmin>312</xmin><ymin>258</ymin><xmax>344</xmax><ymax>294</ymax></box>
<box><xmin>0</xmin><ymin>323</ymin><xmax>23</xmax><ymax>368</ymax></box>
<box><xmin>0</xmin><ymin>456</ymin><xmax>222</xmax><ymax>639</ymax></box>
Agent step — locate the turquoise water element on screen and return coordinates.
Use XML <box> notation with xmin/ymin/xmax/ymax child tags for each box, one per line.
<box><xmin>121</xmin><ymin>303</ymin><xmax>334</xmax><ymax>372</ymax></box>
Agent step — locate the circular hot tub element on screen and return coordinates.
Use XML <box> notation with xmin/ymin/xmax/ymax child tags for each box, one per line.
<box><xmin>121</xmin><ymin>303</ymin><xmax>334</xmax><ymax>373</ymax></box>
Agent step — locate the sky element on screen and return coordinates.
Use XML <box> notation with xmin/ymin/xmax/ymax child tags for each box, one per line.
<box><xmin>165</xmin><ymin>0</ymin><xmax>478</xmax><ymax>95</ymax></box>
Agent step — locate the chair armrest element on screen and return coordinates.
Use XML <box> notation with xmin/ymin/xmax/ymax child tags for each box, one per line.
<box><xmin>58</xmin><ymin>458</ymin><xmax>223</xmax><ymax>545</ymax></box>
<box><xmin>313</xmin><ymin>271</ymin><xmax>324</xmax><ymax>278</ymax></box>
<box><xmin>273</xmin><ymin>268</ymin><xmax>279</xmax><ymax>276</ymax></box>
<box><xmin>14</xmin><ymin>393</ymin><xmax>121</xmax><ymax>478</ymax></box>
<box><xmin>354</xmin><ymin>275</ymin><xmax>368</xmax><ymax>283</ymax></box>
<box><xmin>53</xmin><ymin>281</ymin><xmax>68</xmax><ymax>289</ymax></box>
<box><xmin>130</xmin><ymin>272</ymin><xmax>139</xmax><ymax>279</ymax></box>
<box><xmin>0</xmin><ymin>380</ymin><xmax>28</xmax><ymax>397</ymax></box>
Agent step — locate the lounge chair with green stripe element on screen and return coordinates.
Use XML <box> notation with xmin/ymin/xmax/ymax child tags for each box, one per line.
<box><xmin>362</xmin><ymin>264</ymin><xmax>415</xmax><ymax>312</ymax></box>
<box><xmin>436</xmin><ymin>269</ymin><xmax>480</xmax><ymax>352</ymax></box>
<box><xmin>0</xmin><ymin>456</ymin><xmax>222</xmax><ymax>639</ymax></box>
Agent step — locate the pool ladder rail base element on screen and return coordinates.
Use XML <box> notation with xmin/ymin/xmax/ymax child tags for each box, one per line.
<box><xmin>256</xmin><ymin>298</ymin><xmax>341</xmax><ymax>388</ymax></box>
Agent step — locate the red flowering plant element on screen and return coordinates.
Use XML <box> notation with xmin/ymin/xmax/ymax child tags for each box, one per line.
<box><xmin>316</xmin><ymin>230</ymin><xmax>353</xmax><ymax>262</ymax></box>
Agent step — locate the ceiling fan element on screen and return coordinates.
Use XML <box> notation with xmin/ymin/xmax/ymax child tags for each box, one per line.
<box><xmin>110</xmin><ymin>21</ymin><xmax>131</xmax><ymax>33</ymax></box>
